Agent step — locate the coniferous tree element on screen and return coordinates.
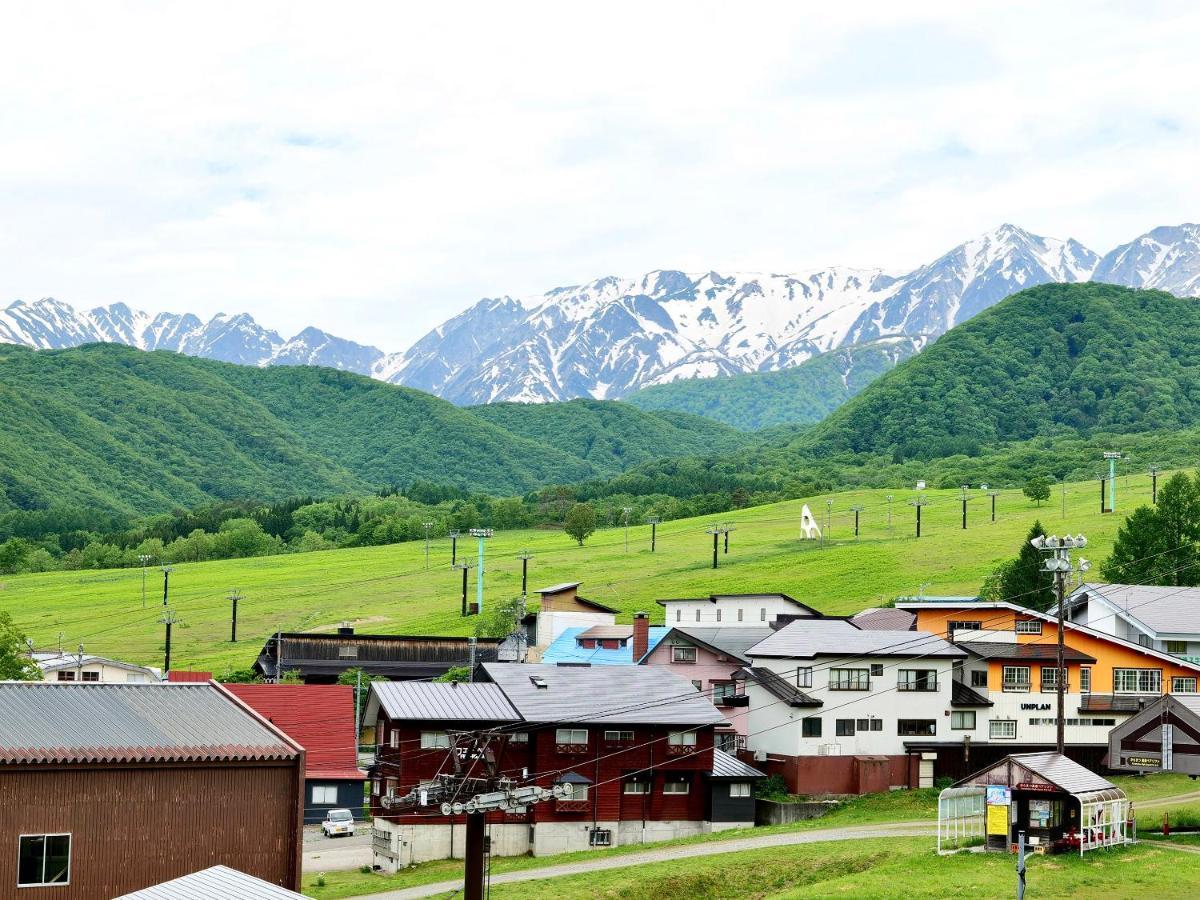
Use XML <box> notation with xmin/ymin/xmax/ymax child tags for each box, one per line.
<box><xmin>1101</xmin><ymin>473</ymin><xmax>1200</xmax><ymax>586</ymax></box>
<box><xmin>1100</xmin><ymin>506</ymin><xmax>1171</xmax><ymax>584</ymax></box>
<box><xmin>986</xmin><ymin>520</ymin><xmax>1055</xmax><ymax>611</ymax></box>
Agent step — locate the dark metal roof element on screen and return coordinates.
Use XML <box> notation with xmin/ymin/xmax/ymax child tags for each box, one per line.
<box><xmin>959</xmin><ymin>641</ymin><xmax>1096</xmax><ymax>663</ymax></box>
<box><xmin>578</xmin><ymin>626</ymin><xmax>634</xmax><ymax>640</ymax></box>
<box><xmin>747</xmin><ymin>619</ymin><xmax>964</xmax><ymax>659</ymax></box>
<box><xmin>711</xmin><ymin>748</ymin><xmax>765</xmax><ymax>779</ymax></box>
<box><xmin>956</xmin><ymin>751</ymin><xmax>1118</xmax><ymax>795</ymax></box>
<box><xmin>114</xmin><ymin>865</ymin><xmax>308</xmax><ymax>899</ymax></box>
<box><xmin>482</xmin><ymin>662</ymin><xmax>728</xmax><ymax>726</ymax></box>
<box><xmin>1079</xmin><ymin>694</ymin><xmax>1160</xmax><ymax>713</ymax></box>
<box><xmin>851</xmin><ymin>608</ymin><xmax>917</xmax><ymax>631</ymax></box>
<box><xmin>738</xmin><ymin>666</ymin><xmax>822</xmax><ymax>707</ymax></box>
<box><xmin>951</xmin><ymin>680</ymin><xmax>994</xmax><ymax>707</ymax></box>
<box><xmin>668</xmin><ymin>627</ymin><xmax>777</xmax><ymax>664</ymax></box>
<box><xmin>254</xmin><ymin>632</ymin><xmax>502</xmax><ymax>679</ymax></box>
<box><xmin>0</xmin><ymin>683</ymin><xmax>299</xmax><ymax>766</ymax></box>
<box><xmin>368</xmin><ymin>682</ymin><xmax>520</xmax><ymax>723</ymax></box>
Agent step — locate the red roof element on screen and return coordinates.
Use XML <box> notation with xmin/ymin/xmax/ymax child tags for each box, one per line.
<box><xmin>167</xmin><ymin>670</ymin><xmax>213</xmax><ymax>682</ymax></box>
<box><xmin>224</xmin><ymin>684</ymin><xmax>365</xmax><ymax>780</ymax></box>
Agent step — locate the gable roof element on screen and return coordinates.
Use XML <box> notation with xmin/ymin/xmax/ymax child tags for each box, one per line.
<box><xmin>0</xmin><ymin>683</ymin><xmax>300</xmax><ymax>766</ymax></box>
<box><xmin>542</xmin><ymin>626</ymin><xmax>669</xmax><ymax>666</ymax></box>
<box><xmin>114</xmin><ymin>865</ymin><xmax>308</xmax><ymax>900</ymax></box>
<box><xmin>852</xmin><ymin>608</ymin><xmax>917</xmax><ymax>631</ymax></box>
<box><xmin>1073</xmin><ymin>583</ymin><xmax>1200</xmax><ymax>636</ymax></box>
<box><xmin>896</xmin><ymin>599</ymin><xmax>1200</xmax><ymax>673</ymax></box>
<box><xmin>366</xmin><ymin>682</ymin><xmax>520</xmax><ymax>724</ymax></box>
<box><xmin>535</xmin><ymin>582</ymin><xmax>582</xmax><ymax>595</ymax></box>
<box><xmin>746</xmin><ymin>618</ymin><xmax>964</xmax><ymax>660</ymax></box>
<box><xmin>656</xmin><ymin>593</ymin><xmax>822</xmax><ymax>616</ymax></box>
<box><xmin>34</xmin><ymin>653</ymin><xmax>159</xmax><ymax>676</ymax></box>
<box><xmin>652</xmin><ymin>627</ymin><xmax>777</xmax><ymax>664</ymax></box>
<box><xmin>957</xmin><ymin>751</ymin><xmax>1117</xmax><ymax>796</ymax></box>
<box><xmin>482</xmin><ymin>662</ymin><xmax>728</xmax><ymax>726</ymax></box>
<box><xmin>224</xmin><ymin>684</ymin><xmax>365</xmax><ymax>780</ymax></box>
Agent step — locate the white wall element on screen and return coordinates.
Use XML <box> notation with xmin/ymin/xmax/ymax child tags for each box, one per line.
<box><xmin>985</xmin><ymin>692</ymin><xmax>1133</xmax><ymax>745</ymax></box>
<box><xmin>662</xmin><ymin>598</ymin><xmax>803</xmax><ymax>627</ymax></box>
<box><xmin>537</xmin><ymin>610</ymin><xmax>615</xmax><ymax>647</ymax></box>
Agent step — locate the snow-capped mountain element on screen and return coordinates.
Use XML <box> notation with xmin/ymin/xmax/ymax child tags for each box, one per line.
<box><xmin>0</xmin><ymin>300</ymin><xmax>383</xmax><ymax>372</ymax></box>
<box><xmin>4</xmin><ymin>222</ymin><xmax>1200</xmax><ymax>402</ymax></box>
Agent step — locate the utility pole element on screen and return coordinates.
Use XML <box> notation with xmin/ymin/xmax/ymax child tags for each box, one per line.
<box><xmin>161</xmin><ymin>566</ymin><xmax>173</xmax><ymax>607</ymax></box>
<box><xmin>517</xmin><ymin>550</ymin><xmax>533</xmax><ymax>597</ymax></box>
<box><xmin>1031</xmin><ymin>533</ymin><xmax>1090</xmax><ymax>755</ymax></box>
<box><xmin>850</xmin><ymin>505</ymin><xmax>863</xmax><ymax>538</ymax></box>
<box><xmin>706</xmin><ymin>524</ymin><xmax>721</xmax><ymax>569</ymax></box>
<box><xmin>886</xmin><ymin>495</ymin><xmax>893</xmax><ymax>530</ymax></box>
<box><xmin>75</xmin><ymin>643</ymin><xmax>84</xmax><ymax>682</ymax></box>
<box><xmin>228</xmin><ymin>590</ymin><xmax>242</xmax><ymax>642</ymax></box>
<box><xmin>449</xmin><ymin>530</ymin><xmax>460</xmax><ymax>565</ymax></box>
<box><xmin>622</xmin><ymin>506</ymin><xmax>632</xmax><ymax>553</ymax></box>
<box><xmin>423</xmin><ymin>522</ymin><xmax>435</xmax><ymax>570</ymax></box>
<box><xmin>825</xmin><ymin>499</ymin><xmax>833</xmax><ymax>536</ymax></box>
<box><xmin>454</xmin><ymin>562</ymin><xmax>474</xmax><ymax>617</ymax></box>
<box><xmin>1099</xmin><ymin>474</ymin><xmax>1108</xmax><ymax>514</ymax></box>
<box><xmin>1061</xmin><ymin>477</ymin><xmax>1066</xmax><ymax>519</ymax></box>
<box><xmin>1150</xmin><ymin>466</ymin><xmax>1159</xmax><ymax>504</ymax></box>
<box><xmin>647</xmin><ymin>516</ymin><xmax>661</xmax><ymax>552</ymax></box>
<box><xmin>908</xmin><ymin>495</ymin><xmax>929</xmax><ymax>538</ymax></box>
<box><xmin>988</xmin><ymin>489</ymin><xmax>999</xmax><ymax>523</ymax></box>
<box><xmin>469</xmin><ymin>529</ymin><xmax>492</xmax><ymax>615</ymax></box>
<box><xmin>138</xmin><ymin>554</ymin><xmax>152</xmax><ymax>609</ymax></box>
<box><xmin>161</xmin><ymin>609</ymin><xmax>178</xmax><ymax>675</ymax></box>
<box><xmin>723</xmin><ymin>524</ymin><xmax>734</xmax><ymax>554</ymax></box>
<box><xmin>961</xmin><ymin>485</ymin><xmax>969</xmax><ymax>530</ymax></box>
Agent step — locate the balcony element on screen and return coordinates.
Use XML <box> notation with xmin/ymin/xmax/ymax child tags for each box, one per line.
<box><xmin>555</xmin><ymin>799</ymin><xmax>591</xmax><ymax>813</ymax></box>
<box><xmin>555</xmin><ymin>743</ymin><xmax>589</xmax><ymax>754</ymax></box>
<box><xmin>716</xmin><ymin>694</ymin><xmax>750</xmax><ymax>707</ymax></box>
<box><xmin>666</xmin><ymin>743</ymin><xmax>697</xmax><ymax>756</ymax></box>
<box><xmin>897</xmin><ymin>681</ymin><xmax>939</xmax><ymax>692</ymax></box>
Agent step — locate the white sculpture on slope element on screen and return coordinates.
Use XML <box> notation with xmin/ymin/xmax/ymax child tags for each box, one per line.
<box><xmin>800</xmin><ymin>504</ymin><xmax>822</xmax><ymax>540</ymax></box>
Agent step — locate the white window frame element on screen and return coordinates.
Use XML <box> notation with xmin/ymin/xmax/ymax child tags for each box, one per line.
<box><xmin>1040</xmin><ymin>666</ymin><xmax>1067</xmax><ymax>693</ymax></box>
<box><xmin>623</xmin><ymin>779</ymin><xmax>649</xmax><ymax>794</ymax></box>
<box><xmin>990</xmin><ymin>719</ymin><xmax>1017</xmax><ymax>740</ymax></box>
<box><xmin>1079</xmin><ymin>667</ymin><xmax>1091</xmax><ymax>694</ymax></box>
<box><xmin>420</xmin><ymin>731</ymin><xmax>450</xmax><ymax>749</ymax></box>
<box><xmin>509</xmin><ymin>732</ymin><xmax>529</xmax><ymax>743</ymax></box>
<box><xmin>668</xmin><ymin>730</ymin><xmax>697</xmax><ymax>746</ymax></box>
<box><xmin>604</xmin><ymin>730</ymin><xmax>635</xmax><ymax>742</ymax></box>
<box><xmin>556</xmin><ymin>728</ymin><xmax>588</xmax><ymax>745</ymax></box>
<box><xmin>951</xmin><ymin>711</ymin><xmax>976</xmax><ymax>730</ymax></box>
<box><xmin>389</xmin><ymin>728</ymin><xmax>400</xmax><ymax>748</ymax></box>
<box><xmin>17</xmin><ymin>833</ymin><xmax>71</xmax><ymax>888</ymax></box>
<box><xmin>711</xmin><ymin>682</ymin><xmax>736</xmax><ymax>700</ymax></box>
<box><xmin>662</xmin><ymin>779</ymin><xmax>690</xmax><ymax>794</ymax></box>
<box><xmin>1167</xmin><ymin>640</ymin><xmax>1189</xmax><ymax>655</ymax></box>
<box><xmin>1015</xmin><ymin>620</ymin><xmax>1043</xmax><ymax>634</ymax></box>
<box><xmin>312</xmin><ymin>784</ymin><xmax>338</xmax><ymax>804</ymax></box>
<box><xmin>829</xmin><ymin>668</ymin><xmax>870</xmax><ymax>691</ymax></box>
<box><xmin>1002</xmin><ymin>666</ymin><xmax>1031</xmax><ymax>692</ymax></box>
<box><xmin>1173</xmin><ymin>676</ymin><xmax>1198</xmax><ymax>693</ymax></box>
<box><xmin>372</xmin><ymin>778</ymin><xmax>381</xmax><ymax>795</ymax></box>
<box><xmin>1113</xmin><ymin>668</ymin><xmax>1162</xmax><ymax>694</ymax></box>
<box><xmin>729</xmin><ymin>782</ymin><xmax>752</xmax><ymax>797</ymax></box>
<box><xmin>671</xmin><ymin>645</ymin><xmax>698</xmax><ymax>664</ymax></box>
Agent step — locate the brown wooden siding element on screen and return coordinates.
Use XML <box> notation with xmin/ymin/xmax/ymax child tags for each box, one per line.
<box><xmin>0</xmin><ymin>761</ymin><xmax>302</xmax><ymax>899</ymax></box>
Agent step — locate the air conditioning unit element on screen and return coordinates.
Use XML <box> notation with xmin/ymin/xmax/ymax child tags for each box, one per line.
<box><xmin>817</xmin><ymin>743</ymin><xmax>841</xmax><ymax>757</ymax></box>
<box><xmin>588</xmin><ymin>828</ymin><xmax>612</xmax><ymax>847</ymax></box>
<box><xmin>753</xmin><ymin>749</ymin><xmax>767</xmax><ymax>762</ymax></box>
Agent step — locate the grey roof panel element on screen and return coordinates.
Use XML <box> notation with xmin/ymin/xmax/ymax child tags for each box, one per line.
<box><xmin>114</xmin><ymin>865</ymin><xmax>309</xmax><ymax>899</ymax></box>
<box><xmin>1015</xmin><ymin>752</ymin><xmax>1117</xmax><ymax>794</ymax></box>
<box><xmin>746</xmin><ymin>619</ymin><xmax>964</xmax><ymax>659</ymax></box>
<box><xmin>370</xmin><ymin>682</ymin><xmax>520</xmax><ymax>722</ymax></box>
<box><xmin>482</xmin><ymin>662</ymin><xmax>728</xmax><ymax>726</ymax></box>
<box><xmin>852</xmin><ymin>608</ymin><xmax>917</xmax><ymax>631</ymax></box>
<box><xmin>711</xmin><ymin>748</ymin><xmax>765</xmax><ymax>779</ymax></box>
<box><xmin>0</xmin><ymin>683</ymin><xmax>298</xmax><ymax>765</ymax></box>
<box><xmin>671</xmin><ymin>627</ymin><xmax>777</xmax><ymax>663</ymax></box>
<box><xmin>959</xmin><ymin>641</ymin><xmax>1096</xmax><ymax>663</ymax></box>
<box><xmin>1078</xmin><ymin>583</ymin><xmax>1200</xmax><ymax>635</ymax></box>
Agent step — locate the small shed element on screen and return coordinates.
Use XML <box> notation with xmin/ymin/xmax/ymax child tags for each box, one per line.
<box><xmin>114</xmin><ymin>864</ymin><xmax>311</xmax><ymax>899</ymax></box>
<box><xmin>938</xmin><ymin>752</ymin><xmax>1133</xmax><ymax>856</ymax></box>
<box><xmin>1108</xmin><ymin>694</ymin><xmax>1200</xmax><ymax>775</ymax></box>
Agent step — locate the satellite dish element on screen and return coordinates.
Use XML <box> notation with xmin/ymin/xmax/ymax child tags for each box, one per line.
<box><xmin>800</xmin><ymin>504</ymin><xmax>822</xmax><ymax>540</ymax></box>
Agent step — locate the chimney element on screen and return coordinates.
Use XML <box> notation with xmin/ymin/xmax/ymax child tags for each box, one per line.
<box><xmin>337</xmin><ymin>625</ymin><xmax>354</xmax><ymax>636</ymax></box>
<box><xmin>632</xmin><ymin>613</ymin><xmax>649</xmax><ymax>661</ymax></box>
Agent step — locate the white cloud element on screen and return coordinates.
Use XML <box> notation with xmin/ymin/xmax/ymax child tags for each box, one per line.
<box><xmin>1</xmin><ymin>1</ymin><xmax>1198</xmax><ymax>350</ymax></box>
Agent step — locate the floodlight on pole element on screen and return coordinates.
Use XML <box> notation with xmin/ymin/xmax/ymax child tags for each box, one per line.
<box><xmin>1103</xmin><ymin>452</ymin><xmax>1123</xmax><ymax>512</ymax></box>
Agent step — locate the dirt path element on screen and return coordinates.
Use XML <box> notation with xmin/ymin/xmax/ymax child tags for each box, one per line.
<box><xmin>356</xmin><ymin>821</ymin><xmax>936</xmax><ymax>900</ymax></box>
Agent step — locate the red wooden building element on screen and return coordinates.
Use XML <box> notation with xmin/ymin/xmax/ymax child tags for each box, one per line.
<box><xmin>362</xmin><ymin>662</ymin><xmax>745</xmax><ymax>868</ymax></box>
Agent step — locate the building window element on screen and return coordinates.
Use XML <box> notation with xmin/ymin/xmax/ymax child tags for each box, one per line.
<box><xmin>509</xmin><ymin>732</ymin><xmax>529</xmax><ymax>743</ymax></box>
<box><xmin>604</xmin><ymin>730</ymin><xmax>635</xmax><ymax>742</ymax></box>
<box><xmin>897</xmin><ymin>670</ymin><xmax>938</xmax><ymax>692</ymax></box>
<box><xmin>556</xmin><ymin>781</ymin><xmax>587</xmax><ymax>801</ymax></box>
<box><xmin>730</xmin><ymin>783</ymin><xmax>752</xmax><ymax>798</ymax></box>
<box><xmin>970</xmin><ymin>670</ymin><xmax>988</xmax><ymax>688</ymax></box>
<box><xmin>339</xmin><ymin>644</ymin><xmax>358</xmax><ymax>659</ymax></box>
<box><xmin>1138</xmin><ymin>634</ymin><xmax>1153</xmax><ymax>648</ymax></box>
<box><xmin>696</xmin><ymin>610</ymin><xmax>701</xmax><ymax>622</ymax></box>
<box><xmin>663</xmin><ymin>778</ymin><xmax>690</xmax><ymax>795</ymax></box>
<box><xmin>420</xmin><ymin>731</ymin><xmax>450</xmax><ymax>749</ymax></box>
<box><xmin>990</xmin><ymin>719</ymin><xmax>1017</xmax><ymax>740</ymax></box>
<box><xmin>835</xmin><ymin>719</ymin><xmax>856</xmax><ymax>737</ymax></box>
<box><xmin>1113</xmin><ymin>668</ymin><xmax>1162</xmax><ymax>694</ymax></box>
<box><xmin>897</xmin><ymin>720</ymin><xmax>936</xmax><ymax>736</ymax></box>
<box><xmin>870</xmin><ymin>664</ymin><xmax>884</xmax><ymax>677</ymax></box>
<box><xmin>716</xmin><ymin>609</ymin><xmax>722</xmax><ymax>622</ymax></box>
<box><xmin>668</xmin><ymin>730</ymin><xmax>697</xmax><ymax>746</ymax></box>
<box><xmin>556</xmin><ymin>728</ymin><xmax>588</xmax><ymax>745</ymax></box>
<box><xmin>1002</xmin><ymin>666</ymin><xmax>1031</xmax><ymax>692</ymax></box>
<box><xmin>17</xmin><ymin>834</ymin><xmax>70</xmax><ymax>887</ymax></box>
<box><xmin>737</xmin><ymin>609</ymin><xmax>744</xmax><ymax>622</ymax></box>
<box><xmin>712</xmin><ymin>682</ymin><xmax>736</xmax><ymax>700</ymax></box>
<box><xmin>870</xmin><ymin>719</ymin><xmax>883</xmax><ymax>731</ymax></box>
<box><xmin>372</xmin><ymin>778</ymin><xmax>380</xmax><ymax>795</ymax></box>
<box><xmin>948</xmin><ymin>620</ymin><xmax>981</xmax><ymax>632</ymax></box>
<box><xmin>1167</xmin><ymin>641</ymin><xmax>1189</xmax><ymax>655</ymax></box>
<box><xmin>389</xmin><ymin>729</ymin><xmax>400</xmax><ymax>749</ymax></box>
<box><xmin>797</xmin><ymin>667</ymin><xmax>812</xmax><ymax>688</ymax></box>
<box><xmin>312</xmin><ymin>785</ymin><xmax>338</xmax><ymax>804</ymax></box>
<box><xmin>623</xmin><ymin>779</ymin><xmax>649</xmax><ymax>794</ymax></box>
<box><xmin>672</xmin><ymin>646</ymin><xmax>697</xmax><ymax>664</ymax></box>
<box><xmin>856</xmin><ymin>718</ymin><xmax>870</xmax><ymax>731</ymax></box>
<box><xmin>81</xmin><ymin>671</ymin><xmax>100</xmax><ymax>682</ymax></box>
<box><xmin>760</xmin><ymin>608</ymin><xmax>766</xmax><ymax>621</ymax></box>
<box><xmin>692</xmin><ymin>680</ymin><xmax>703</xmax><ymax>691</ymax></box>
<box><xmin>1015</xmin><ymin>620</ymin><xmax>1043</xmax><ymax>634</ymax></box>
<box><xmin>676</xmin><ymin>609</ymin><xmax>681</xmax><ymax>622</ymax></box>
<box><xmin>1040</xmin><ymin>667</ymin><xmax>1067</xmax><ymax>693</ymax></box>
<box><xmin>829</xmin><ymin>668</ymin><xmax>870</xmax><ymax>691</ymax></box>
<box><xmin>802</xmin><ymin>717</ymin><xmax>822</xmax><ymax>738</ymax></box>
<box><xmin>951</xmin><ymin>711</ymin><xmax>976</xmax><ymax>730</ymax></box>
<box><xmin>1173</xmin><ymin>677</ymin><xmax>1198</xmax><ymax>693</ymax></box>
<box><xmin>56</xmin><ymin>671</ymin><xmax>75</xmax><ymax>681</ymax></box>
<box><xmin>1080</xmin><ymin>668</ymin><xmax>1091</xmax><ymax>693</ymax></box>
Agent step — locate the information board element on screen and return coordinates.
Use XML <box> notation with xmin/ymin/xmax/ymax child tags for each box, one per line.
<box><xmin>987</xmin><ymin>803</ymin><xmax>1009</xmax><ymax>836</ymax></box>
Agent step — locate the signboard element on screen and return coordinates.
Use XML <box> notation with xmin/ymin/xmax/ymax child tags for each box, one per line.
<box><xmin>987</xmin><ymin>803</ymin><xmax>1009</xmax><ymax>836</ymax></box>
<box><xmin>1163</xmin><ymin>724</ymin><xmax>1174</xmax><ymax>770</ymax></box>
<box><xmin>1020</xmin><ymin>703</ymin><xmax>1051</xmax><ymax>711</ymax></box>
<box><xmin>986</xmin><ymin>785</ymin><xmax>1010</xmax><ymax>806</ymax></box>
<box><xmin>1125</xmin><ymin>755</ymin><xmax>1162</xmax><ymax>768</ymax></box>
<box><xmin>1016</xmin><ymin>782</ymin><xmax>1057</xmax><ymax>793</ymax></box>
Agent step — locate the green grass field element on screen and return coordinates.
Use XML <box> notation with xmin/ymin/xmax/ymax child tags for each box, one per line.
<box><xmin>0</xmin><ymin>470</ymin><xmax>1168</xmax><ymax>673</ymax></box>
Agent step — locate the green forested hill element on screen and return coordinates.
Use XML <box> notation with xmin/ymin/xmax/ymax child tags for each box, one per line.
<box><xmin>802</xmin><ymin>283</ymin><xmax>1200</xmax><ymax>458</ymax></box>
<box><xmin>623</xmin><ymin>337</ymin><xmax>921</xmax><ymax>429</ymax></box>
<box><xmin>0</xmin><ymin>344</ymin><xmax>596</xmax><ymax>513</ymax></box>
<box><xmin>467</xmin><ymin>398</ymin><xmax>754</xmax><ymax>475</ymax></box>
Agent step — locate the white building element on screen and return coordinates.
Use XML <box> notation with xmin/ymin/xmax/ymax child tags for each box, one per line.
<box><xmin>32</xmin><ymin>650</ymin><xmax>160</xmax><ymax>683</ymax></box>
<box><xmin>1068</xmin><ymin>583</ymin><xmax>1200</xmax><ymax>663</ymax></box>
<box><xmin>528</xmin><ymin>582</ymin><xmax>619</xmax><ymax>656</ymax></box>
<box><xmin>658</xmin><ymin>593</ymin><xmax>821</xmax><ymax>628</ymax></box>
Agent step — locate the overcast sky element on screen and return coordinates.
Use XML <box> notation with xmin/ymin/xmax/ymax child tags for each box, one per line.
<box><xmin>2</xmin><ymin>2</ymin><xmax>1198</xmax><ymax>350</ymax></box>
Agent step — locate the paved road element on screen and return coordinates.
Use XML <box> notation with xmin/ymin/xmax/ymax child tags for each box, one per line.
<box><xmin>303</xmin><ymin>825</ymin><xmax>372</xmax><ymax>873</ymax></box>
<box><xmin>1138</xmin><ymin>789</ymin><xmax>1200</xmax><ymax>809</ymax></box>
<box><xmin>356</xmin><ymin>821</ymin><xmax>936</xmax><ymax>900</ymax></box>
